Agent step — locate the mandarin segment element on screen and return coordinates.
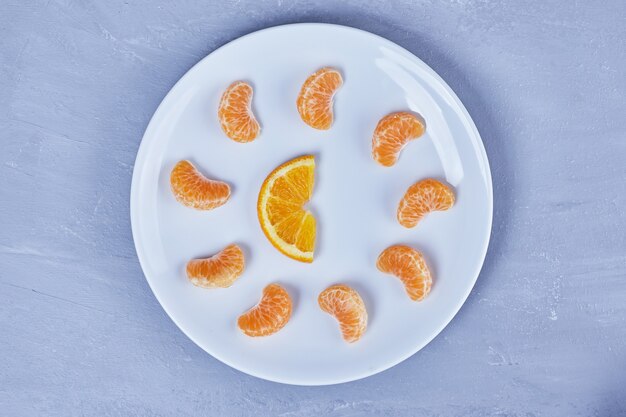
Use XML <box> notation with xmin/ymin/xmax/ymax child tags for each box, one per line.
<box><xmin>257</xmin><ymin>155</ymin><xmax>316</xmax><ymax>263</ymax></box>
<box><xmin>186</xmin><ymin>244</ymin><xmax>245</xmax><ymax>288</ymax></box>
<box><xmin>318</xmin><ymin>284</ymin><xmax>368</xmax><ymax>343</ymax></box>
<box><xmin>376</xmin><ymin>245</ymin><xmax>432</xmax><ymax>301</ymax></box>
<box><xmin>372</xmin><ymin>112</ymin><xmax>425</xmax><ymax>166</ymax></box>
<box><xmin>297</xmin><ymin>67</ymin><xmax>343</xmax><ymax>130</ymax></box>
<box><xmin>238</xmin><ymin>283</ymin><xmax>293</xmax><ymax>337</ymax></box>
<box><xmin>397</xmin><ymin>178</ymin><xmax>455</xmax><ymax>228</ymax></box>
<box><xmin>218</xmin><ymin>81</ymin><xmax>260</xmax><ymax>143</ymax></box>
<box><xmin>170</xmin><ymin>160</ymin><xmax>231</xmax><ymax>210</ymax></box>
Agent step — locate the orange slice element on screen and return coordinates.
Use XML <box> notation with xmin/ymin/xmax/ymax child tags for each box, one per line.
<box><xmin>186</xmin><ymin>244</ymin><xmax>245</xmax><ymax>288</ymax></box>
<box><xmin>238</xmin><ymin>283</ymin><xmax>292</xmax><ymax>337</ymax></box>
<box><xmin>397</xmin><ymin>178</ymin><xmax>455</xmax><ymax>228</ymax></box>
<box><xmin>170</xmin><ymin>160</ymin><xmax>231</xmax><ymax>210</ymax></box>
<box><xmin>218</xmin><ymin>81</ymin><xmax>260</xmax><ymax>143</ymax></box>
<box><xmin>318</xmin><ymin>284</ymin><xmax>368</xmax><ymax>343</ymax></box>
<box><xmin>377</xmin><ymin>245</ymin><xmax>432</xmax><ymax>301</ymax></box>
<box><xmin>372</xmin><ymin>112</ymin><xmax>425</xmax><ymax>166</ymax></box>
<box><xmin>297</xmin><ymin>67</ymin><xmax>343</xmax><ymax>130</ymax></box>
<box><xmin>257</xmin><ymin>155</ymin><xmax>315</xmax><ymax>263</ymax></box>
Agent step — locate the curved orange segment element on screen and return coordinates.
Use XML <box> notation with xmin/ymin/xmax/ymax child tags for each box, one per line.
<box><xmin>372</xmin><ymin>112</ymin><xmax>425</xmax><ymax>166</ymax></box>
<box><xmin>186</xmin><ymin>244</ymin><xmax>245</xmax><ymax>288</ymax></box>
<box><xmin>376</xmin><ymin>245</ymin><xmax>432</xmax><ymax>301</ymax></box>
<box><xmin>238</xmin><ymin>283</ymin><xmax>292</xmax><ymax>337</ymax></box>
<box><xmin>218</xmin><ymin>81</ymin><xmax>260</xmax><ymax>143</ymax></box>
<box><xmin>397</xmin><ymin>178</ymin><xmax>455</xmax><ymax>228</ymax></box>
<box><xmin>297</xmin><ymin>67</ymin><xmax>343</xmax><ymax>130</ymax></box>
<box><xmin>318</xmin><ymin>284</ymin><xmax>367</xmax><ymax>343</ymax></box>
<box><xmin>170</xmin><ymin>160</ymin><xmax>231</xmax><ymax>210</ymax></box>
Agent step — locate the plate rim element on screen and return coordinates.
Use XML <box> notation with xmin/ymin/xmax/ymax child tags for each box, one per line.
<box><xmin>130</xmin><ymin>22</ymin><xmax>493</xmax><ymax>386</ymax></box>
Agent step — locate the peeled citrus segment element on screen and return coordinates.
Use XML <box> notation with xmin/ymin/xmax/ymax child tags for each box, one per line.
<box><xmin>238</xmin><ymin>283</ymin><xmax>292</xmax><ymax>337</ymax></box>
<box><xmin>377</xmin><ymin>245</ymin><xmax>432</xmax><ymax>301</ymax></box>
<box><xmin>218</xmin><ymin>81</ymin><xmax>260</xmax><ymax>143</ymax></box>
<box><xmin>318</xmin><ymin>284</ymin><xmax>368</xmax><ymax>343</ymax></box>
<box><xmin>397</xmin><ymin>178</ymin><xmax>455</xmax><ymax>228</ymax></box>
<box><xmin>297</xmin><ymin>67</ymin><xmax>343</xmax><ymax>130</ymax></box>
<box><xmin>186</xmin><ymin>244</ymin><xmax>245</xmax><ymax>288</ymax></box>
<box><xmin>372</xmin><ymin>112</ymin><xmax>425</xmax><ymax>167</ymax></box>
<box><xmin>170</xmin><ymin>160</ymin><xmax>231</xmax><ymax>210</ymax></box>
<box><xmin>257</xmin><ymin>155</ymin><xmax>316</xmax><ymax>263</ymax></box>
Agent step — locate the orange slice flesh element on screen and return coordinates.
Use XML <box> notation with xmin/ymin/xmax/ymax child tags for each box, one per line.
<box><xmin>218</xmin><ymin>81</ymin><xmax>260</xmax><ymax>143</ymax></box>
<box><xmin>397</xmin><ymin>178</ymin><xmax>455</xmax><ymax>228</ymax></box>
<box><xmin>297</xmin><ymin>67</ymin><xmax>343</xmax><ymax>130</ymax></box>
<box><xmin>372</xmin><ymin>112</ymin><xmax>425</xmax><ymax>167</ymax></box>
<box><xmin>238</xmin><ymin>283</ymin><xmax>292</xmax><ymax>337</ymax></box>
<box><xmin>170</xmin><ymin>160</ymin><xmax>231</xmax><ymax>210</ymax></box>
<box><xmin>318</xmin><ymin>284</ymin><xmax>368</xmax><ymax>343</ymax></box>
<box><xmin>186</xmin><ymin>244</ymin><xmax>245</xmax><ymax>288</ymax></box>
<box><xmin>377</xmin><ymin>245</ymin><xmax>432</xmax><ymax>301</ymax></box>
<box><xmin>257</xmin><ymin>155</ymin><xmax>315</xmax><ymax>263</ymax></box>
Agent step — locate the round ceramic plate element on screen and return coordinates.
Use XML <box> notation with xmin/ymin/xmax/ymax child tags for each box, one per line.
<box><xmin>131</xmin><ymin>23</ymin><xmax>492</xmax><ymax>385</ymax></box>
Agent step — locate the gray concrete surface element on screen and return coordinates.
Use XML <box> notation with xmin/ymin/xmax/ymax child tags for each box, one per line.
<box><xmin>1</xmin><ymin>1</ymin><xmax>625</xmax><ymax>416</ymax></box>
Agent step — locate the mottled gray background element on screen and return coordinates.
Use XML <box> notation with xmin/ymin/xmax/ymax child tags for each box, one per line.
<box><xmin>1</xmin><ymin>1</ymin><xmax>625</xmax><ymax>416</ymax></box>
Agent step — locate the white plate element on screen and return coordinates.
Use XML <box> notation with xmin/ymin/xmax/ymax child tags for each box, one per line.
<box><xmin>131</xmin><ymin>23</ymin><xmax>492</xmax><ymax>385</ymax></box>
